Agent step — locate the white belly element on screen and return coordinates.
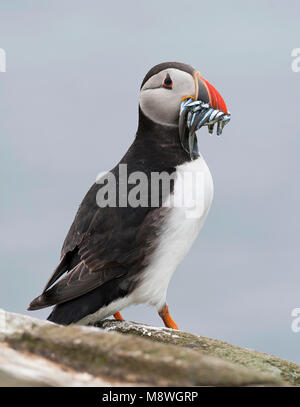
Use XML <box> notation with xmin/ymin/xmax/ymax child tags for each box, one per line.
<box><xmin>78</xmin><ymin>155</ymin><xmax>214</xmax><ymax>325</ymax></box>
<box><xmin>131</xmin><ymin>154</ymin><xmax>214</xmax><ymax>310</ymax></box>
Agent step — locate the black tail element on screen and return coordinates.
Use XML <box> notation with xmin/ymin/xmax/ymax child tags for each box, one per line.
<box><xmin>27</xmin><ymin>294</ymin><xmax>48</xmax><ymax>311</ymax></box>
<box><xmin>32</xmin><ymin>275</ymin><xmax>132</xmax><ymax>325</ymax></box>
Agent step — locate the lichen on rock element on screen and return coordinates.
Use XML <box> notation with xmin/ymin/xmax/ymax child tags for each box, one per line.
<box><xmin>0</xmin><ymin>309</ymin><xmax>298</xmax><ymax>387</ymax></box>
<box><xmin>96</xmin><ymin>319</ymin><xmax>300</xmax><ymax>386</ymax></box>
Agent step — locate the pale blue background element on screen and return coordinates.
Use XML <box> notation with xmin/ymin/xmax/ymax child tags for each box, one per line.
<box><xmin>1</xmin><ymin>0</ymin><xmax>299</xmax><ymax>363</ymax></box>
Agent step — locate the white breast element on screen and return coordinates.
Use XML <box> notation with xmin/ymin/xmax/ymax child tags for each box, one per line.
<box><xmin>132</xmin><ymin>155</ymin><xmax>214</xmax><ymax>310</ymax></box>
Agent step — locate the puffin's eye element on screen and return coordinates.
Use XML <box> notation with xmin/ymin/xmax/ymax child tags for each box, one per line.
<box><xmin>163</xmin><ymin>73</ymin><xmax>173</xmax><ymax>89</ymax></box>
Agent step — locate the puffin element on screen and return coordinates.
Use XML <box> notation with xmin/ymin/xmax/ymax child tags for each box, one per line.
<box><xmin>28</xmin><ymin>62</ymin><xmax>230</xmax><ymax>329</ymax></box>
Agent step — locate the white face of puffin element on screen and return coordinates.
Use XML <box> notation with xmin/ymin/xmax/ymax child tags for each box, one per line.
<box><xmin>139</xmin><ymin>68</ymin><xmax>195</xmax><ymax>126</ymax></box>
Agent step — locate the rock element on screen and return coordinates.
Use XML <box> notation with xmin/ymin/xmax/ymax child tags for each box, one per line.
<box><xmin>0</xmin><ymin>343</ymin><xmax>129</xmax><ymax>387</ymax></box>
<box><xmin>0</xmin><ymin>311</ymin><xmax>141</xmax><ymax>387</ymax></box>
<box><xmin>97</xmin><ymin>319</ymin><xmax>300</xmax><ymax>386</ymax></box>
<box><xmin>0</xmin><ymin>309</ymin><xmax>298</xmax><ymax>386</ymax></box>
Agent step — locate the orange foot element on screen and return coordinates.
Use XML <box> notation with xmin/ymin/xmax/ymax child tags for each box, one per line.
<box><xmin>113</xmin><ymin>312</ymin><xmax>123</xmax><ymax>320</ymax></box>
<box><xmin>158</xmin><ymin>304</ymin><xmax>179</xmax><ymax>330</ymax></box>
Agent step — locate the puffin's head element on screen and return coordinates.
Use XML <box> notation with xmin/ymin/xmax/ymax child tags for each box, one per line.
<box><xmin>139</xmin><ymin>62</ymin><xmax>230</xmax><ymax>158</ymax></box>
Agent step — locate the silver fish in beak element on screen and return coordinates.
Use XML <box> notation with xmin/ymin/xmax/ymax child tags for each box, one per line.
<box><xmin>179</xmin><ymin>72</ymin><xmax>231</xmax><ymax>159</ymax></box>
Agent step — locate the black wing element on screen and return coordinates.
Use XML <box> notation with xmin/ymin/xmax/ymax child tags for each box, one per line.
<box><xmin>28</xmin><ymin>178</ymin><xmax>166</xmax><ymax>310</ymax></box>
<box><xmin>28</xmin><ymin>134</ymin><xmax>177</xmax><ymax>312</ymax></box>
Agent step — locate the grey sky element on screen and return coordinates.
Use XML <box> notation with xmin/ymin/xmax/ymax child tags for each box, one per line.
<box><xmin>0</xmin><ymin>0</ymin><xmax>299</xmax><ymax>363</ymax></box>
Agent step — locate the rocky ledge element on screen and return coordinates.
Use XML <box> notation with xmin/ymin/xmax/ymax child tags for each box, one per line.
<box><xmin>0</xmin><ymin>309</ymin><xmax>299</xmax><ymax>386</ymax></box>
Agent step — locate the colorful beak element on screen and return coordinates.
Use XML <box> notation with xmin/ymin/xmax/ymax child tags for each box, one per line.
<box><xmin>195</xmin><ymin>71</ymin><xmax>228</xmax><ymax>114</ymax></box>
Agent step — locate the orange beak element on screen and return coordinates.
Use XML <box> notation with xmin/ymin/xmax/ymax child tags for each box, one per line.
<box><xmin>194</xmin><ymin>71</ymin><xmax>228</xmax><ymax>114</ymax></box>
